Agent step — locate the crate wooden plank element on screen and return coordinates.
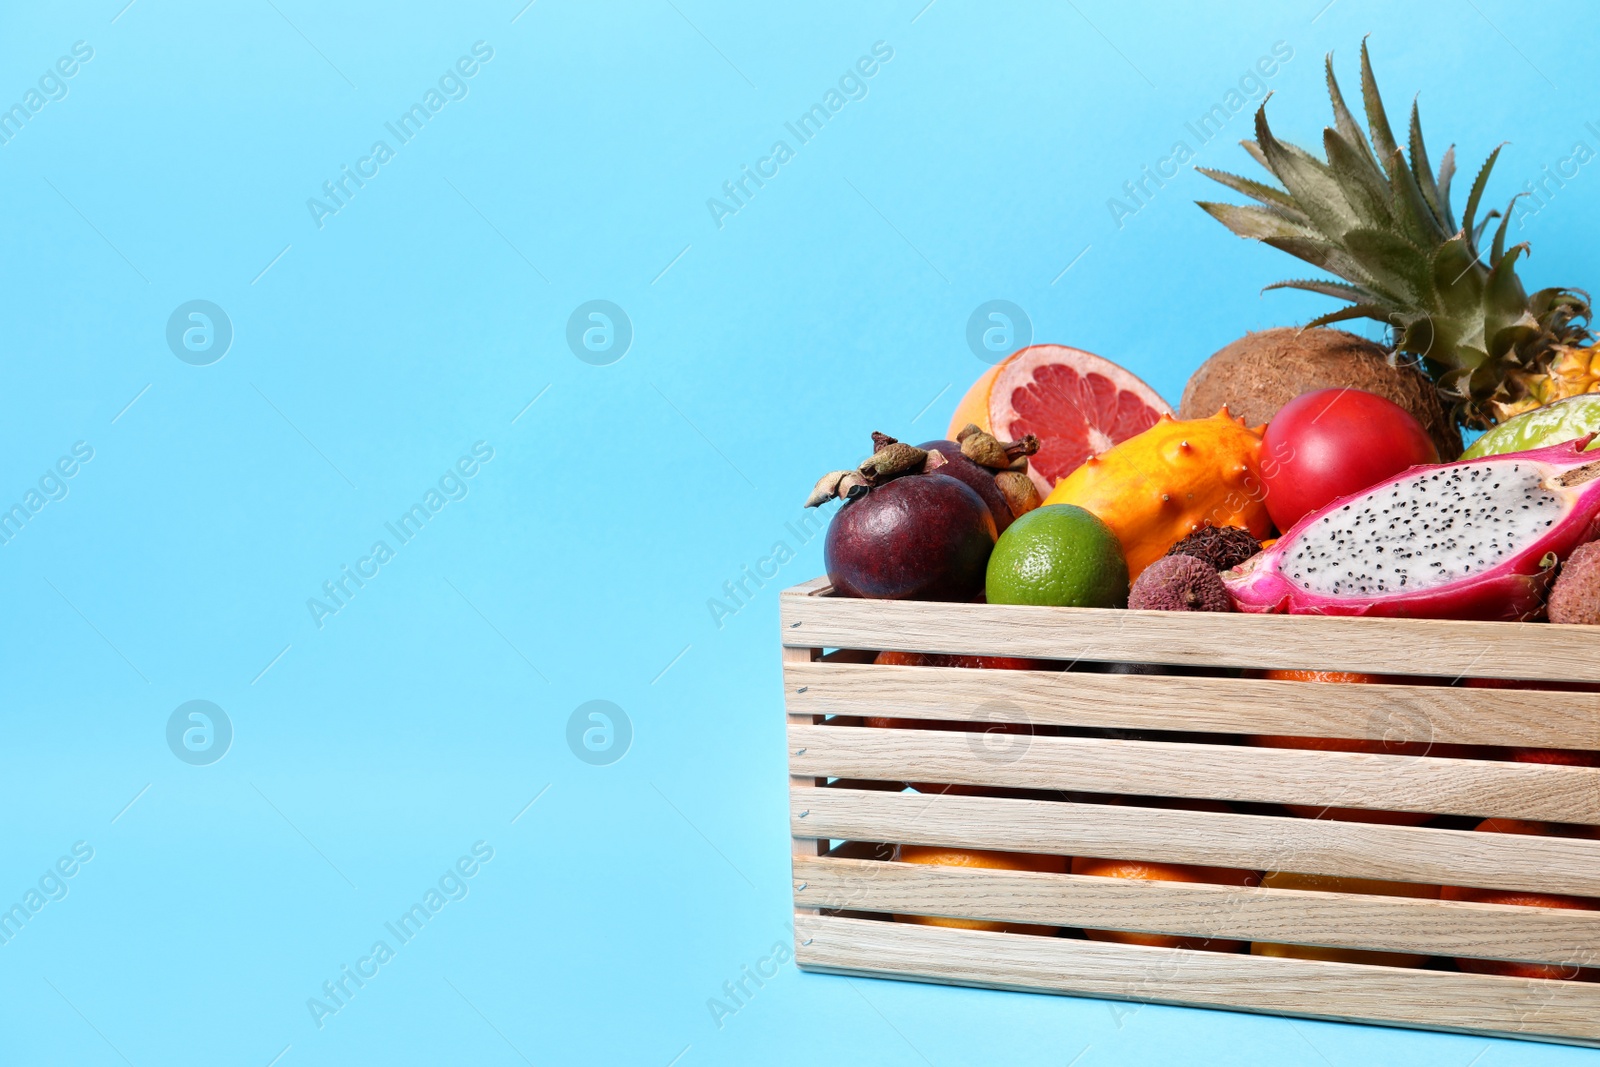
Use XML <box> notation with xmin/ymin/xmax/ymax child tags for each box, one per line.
<box><xmin>784</xmin><ymin>660</ymin><xmax>1600</xmax><ymax>750</ymax></box>
<box><xmin>787</xmin><ymin>576</ymin><xmax>833</xmax><ymax>596</ymax></box>
<box><xmin>780</xmin><ymin>581</ymin><xmax>1600</xmax><ymax>683</ymax></box>
<box><xmin>792</xmin><ymin>788</ymin><xmax>1600</xmax><ymax>896</ymax></box>
<box><xmin>788</xmin><ymin>724</ymin><xmax>1600</xmax><ymax>823</ymax></box>
<box><xmin>793</xmin><ymin>915</ymin><xmax>1600</xmax><ymax>1045</ymax></box>
<box><xmin>786</xmin><ymin>646</ymin><xmax>827</xmax><ymax>889</ymax></box>
<box><xmin>793</xmin><ymin>856</ymin><xmax>1600</xmax><ymax>966</ymax></box>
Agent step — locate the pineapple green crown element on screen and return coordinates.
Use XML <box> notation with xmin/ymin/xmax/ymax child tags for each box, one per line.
<box><xmin>1197</xmin><ymin>39</ymin><xmax>1592</xmax><ymax>429</ymax></box>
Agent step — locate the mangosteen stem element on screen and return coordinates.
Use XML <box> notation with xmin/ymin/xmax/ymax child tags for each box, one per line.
<box><xmin>859</xmin><ymin>442</ymin><xmax>928</xmax><ymax>481</ymax></box>
<box><xmin>806</xmin><ymin>470</ymin><xmax>850</xmax><ymax>508</ymax></box>
<box><xmin>806</xmin><ymin>434</ymin><xmax>929</xmax><ymax>507</ymax></box>
<box><xmin>1005</xmin><ymin>434</ymin><xmax>1040</xmax><ymax>461</ymax></box>
<box><xmin>958</xmin><ymin>426</ymin><xmax>1040</xmax><ymax>471</ymax></box>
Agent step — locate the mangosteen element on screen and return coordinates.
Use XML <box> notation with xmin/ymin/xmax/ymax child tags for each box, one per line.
<box><xmin>917</xmin><ymin>425</ymin><xmax>1043</xmax><ymax>534</ymax></box>
<box><xmin>919</xmin><ymin>440</ymin><xmax>1017</xmax><ymax>533</ymax></box>
<box><xmin>808</xmin><ymin>433</ymin><xmax>998</xmax><ymax>601</ymax></box>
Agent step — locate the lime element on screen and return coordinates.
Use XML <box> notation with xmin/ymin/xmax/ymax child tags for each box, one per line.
<box><xmin>1462</xmin><ymin>394</ymin><xmax>1600</xmax><ymax>458</ymax></box>
<box><xmin>985</xmin><ymin>504</ymin><xmax>1129</xmax><ymax>608</ymax></box>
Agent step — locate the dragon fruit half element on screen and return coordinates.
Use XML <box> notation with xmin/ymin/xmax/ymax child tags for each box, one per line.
<box><xmin>1223</xmin><ymin>439</ymin><xmax>1600</xmax><ymax>620</ymax></box>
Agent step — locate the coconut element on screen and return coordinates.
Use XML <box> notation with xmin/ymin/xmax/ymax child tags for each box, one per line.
<box><xmin>1179</xmin><ymin>327</ymin><xmax>1461</xmax><ymax>461</ymax></box>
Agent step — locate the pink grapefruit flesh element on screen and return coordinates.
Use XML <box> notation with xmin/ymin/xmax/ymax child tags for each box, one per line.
<box><xmin>988</xmin><ymin>345</ymin><xmax>1172</xmax><ymax>496</ymax></box>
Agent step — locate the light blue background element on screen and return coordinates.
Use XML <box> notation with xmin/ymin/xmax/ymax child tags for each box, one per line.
<box><xmin>1</xmin><ymin>0</ymin><xmax>1594</xmax><ymax>1063</ymax></box>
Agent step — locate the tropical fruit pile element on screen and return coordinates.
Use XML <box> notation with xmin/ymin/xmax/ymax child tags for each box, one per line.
<box><xmin>807</xmin><ymin>42</ymin><xmax>1600</xmax><ymax>627</ymax></box>
<box><xmin>802</xmin><ymin>41</ymin><xmax>1600</xmax><ymax>978</ymax></box>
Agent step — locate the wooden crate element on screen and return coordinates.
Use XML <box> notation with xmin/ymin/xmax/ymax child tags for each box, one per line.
<box><xmin>780</xmin><ymin>576</ymin><xmax>1600</xmax><ymax>1047</ymax></box>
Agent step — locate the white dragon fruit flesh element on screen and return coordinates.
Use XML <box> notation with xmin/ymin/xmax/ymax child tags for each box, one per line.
<box><xmin>1223</xmin><ymin>439</ymin><xmax>1600</xmax><ymax>620</ymax></box>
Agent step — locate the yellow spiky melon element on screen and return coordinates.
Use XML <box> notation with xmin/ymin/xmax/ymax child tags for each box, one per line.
<box><xmin>1041</xmin><ymin>409</ymin><xmax>1269</xmax><ymax>579</ymax></box>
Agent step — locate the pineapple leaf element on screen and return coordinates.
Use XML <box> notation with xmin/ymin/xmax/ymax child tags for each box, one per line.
<box><xmin>1343</xmin><ymin>225</ymin><xmax>1433</xmax><ymax>300</ymax></box>
<box><xmin>1264</xmin><ymin>277</ymin><xmax>1386</xmax><ymax>304</ymax></box>
<box><xmin>1397</xmin><ymin>315</ymin><xmax>1443</xmax><ymax>363</ymax></box>
<box><xmin>1430</xmin><ymin>236</ymin><xmax>1487</xmax><ymax>333</ymax></box>
<box><xmin>1436</xmin><ymin>145</ymin><xmax>1457</xmax><ymax>230</ymax></box>
<box><xmin>1388</xmin><ymin>145</ymin><xmax>1447</xmax><ymax>245</ymax></box>
<box><xmin>1358</xmin><ymin>38</ymin><xmax>1401</xmax><ymax>180</ymax></box>
<box><xmin>1436</xmin><ymin>365</ymin><xmax>1479</xmax><ymax>400</ymax></box>
<box><xmin>1194</xmin><ymin>167</ymin><xmax>1302</xmax><ymax>215</ymax></box>
<box><xmin>1261</xmin><ymin>236</ymin><xmax>1384</xmax><ymax>291</ymax></box>
<box><xmin>1491</xmin><ymin>200</ymin><xmax>1516</xmax><ymax>262</ymax></box>
<box><xmin>1489</xmin><ymin>315</ymin><xmax>1541</xmax><ymax>361</ymax></box>
<box><xmin>1195</xmin><ymin>201</ymin><xmax>1317</xmax><ymax>242</ymax></box>
<box><xmin>1408</xmin><ymin>97</ymin><xmax>1444</xmax><ymax>221</ymax></box>
<box><xmin>1324</xmin><ymin>52</ymin><xmax>1386</xmax><ymax>183</ymax></box>
<box><xmin>1468</xmin><ymin>362</ymin><xmax>1510</xmax><ymax>412</ymax></box>
<box><xmin>1239</xmin><ymin>135</ymin><xmax>1328</xmax><ymax>176</ymax></box>
<box><xmin>1253</xmin><ymin>102</ymin><xmax>1359</xmax><ymax>239</ymax></box>
<box><xmin>1485</xmin><ymin>242</ymin><xmax>1533</xmax><ymax>327</ymax></box>
<box><xmin>1461</xmin><ymin>145</ymin><xmax>1503</xmax><ymax>246</ymax></box>
<box><xmin>1302</xmin><ymin>303</ymin><xmax>1395</xmax><ymax>330</ymax></box>
<box><xmin>1471</xmin><ymin>208</ymin><xmax>1499</xmax><ymax>247</ymax></box>
<box><xmin>1323</xmin><ymin>128</ymin><xmax>1394</xmax><ymax>230</ymax></box>
<box><xmin>1527</xmin><ymin>286</ymin><xmax>1592</xmax><ymax>344</ymax></box>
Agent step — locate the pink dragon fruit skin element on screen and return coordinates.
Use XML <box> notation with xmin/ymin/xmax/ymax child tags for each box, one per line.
<box><xmin>1223</xmin><ymin>438</ymin><xmax>1600</xmax><ymax>621</ymax></box>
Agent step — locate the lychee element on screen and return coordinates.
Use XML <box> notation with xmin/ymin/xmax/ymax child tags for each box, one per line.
<box><xmin>1128</xmin><ymin>554</ymin><xmax>1232</xmax><ymax>612</ymax></box>
<box><xmin>1550</xmin><ymin>540</ymin><xmax>1600</xmax><ymax>624</ymax></box>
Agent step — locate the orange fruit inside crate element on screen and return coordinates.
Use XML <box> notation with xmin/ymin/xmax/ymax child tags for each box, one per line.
<box><xmin>1250</xmin><ymin>872</ymin><xmax>1440</xmax><ymax>967</ymax></box>
<box><xmin>1247</xmin><ymin>668</ymin><xmax>1477</xmax><ymax>825</ymax></box>
<box><xmin>870</xmin><ymin>650</ymin><xmax>1052</xmax><ymax>672</ymax></box>
<box><xmin>893</xmin><ymin>846</ymin><xmax>1067</xmax><ymax>935</ymax></box>
<box><xmin>866</xmin><ymin>650</ymin><xmax>1048</xmax><ymax>796</ymax></box>
<box><xmin>1442</xmin><ymin>818</ymin><xmax>1600</xmax><ymax>981</ymax></box>
<box><xmin>1070</xmin><ymin>798</ymin><xmax>1260</xmax><ymax>953</ymax></box>
<box><xmin>1071</xmin><ymin>856</ymin><xmax>1260</xmax><ymax>952</ymax></box>
<box><xmin>1465</xmin><ymin>677</ymin><xmax>1600</xmax><ymax>767</ymax></box>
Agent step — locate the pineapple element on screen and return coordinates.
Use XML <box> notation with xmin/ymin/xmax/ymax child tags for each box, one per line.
<box><xmin>1197</xmin><ymin>40</ymin><xmax>1596</xmax><ymax>429</ymax></box>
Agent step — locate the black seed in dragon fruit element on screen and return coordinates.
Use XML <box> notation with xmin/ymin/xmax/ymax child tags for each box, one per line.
<box><xmin>1223</xmin><ymin>439</ymin><xmax>1600</xmax><ymax>620</ymax></box>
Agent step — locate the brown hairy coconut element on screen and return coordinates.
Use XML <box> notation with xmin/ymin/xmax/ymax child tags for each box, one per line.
<box><xmin>1179</xmin><ymin>327</ymin><xmax>1462</xmax><ymax>460</ymax></box>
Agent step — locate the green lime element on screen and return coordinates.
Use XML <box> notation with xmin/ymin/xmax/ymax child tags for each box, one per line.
<box><xmin>1463</xmin><ymin>394</ymin><xmax>1600</xmax><ymax>458</ymax></box>
<box><xmin>985</xmin><ymin>504</ymin><xmax>1129</xmax><ymax>608</ymax></box>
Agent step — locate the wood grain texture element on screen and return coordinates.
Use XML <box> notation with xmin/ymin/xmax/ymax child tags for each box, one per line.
<box><xmin>794</xmin><ymin>856</ymin><xmax>1600</xmax><ymax>966</ymax></box>
<box><xmin>785</xmin><ymin>645</ymin><xmax>826</xmax><ymax>878</ymax></box>
<box><xmin>793</xmin><ymin>788</ymin><xmax>1600</xmax><ymax>896</ymax></box>
<box><xmin>780</xmin><ymin>579</ymin><xmax>1600</xmax><ymax>683</ymax></box>
<box><xmin>783</xmin><ymin>659</ymin><xmax>1600</xmax><ymax>750</ymax></box>
<box><xmin>793</xmin><ymin>915</ymin><xmax>1600</xmax><ymax>1045</ymax></box>
<box><xmin>788</xmin><ymin>724</ymin><xmax>1600</xmax><ymax>823</ymax></box>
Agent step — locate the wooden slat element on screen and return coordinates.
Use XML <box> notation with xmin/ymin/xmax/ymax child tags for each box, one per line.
<box><xmin>780</xmin><ymin>580</ymin><xmax>1600</xmax><ymax>683</ymax></box>
<box><xmin>784</xmin><ymin>660</ymin><xmax>1600</xmax><ymax>750</ymax></box>
<box><xmin>786</xmin><ymin>645</ymin><xmax>827</xmax><ymax>902</ymax></box>
<box><xmin>786</xmin><ymin>575</ymin><xmax>833</xmax><ymax>596</ymax></box>
<box><xmin>793</xmin><ymin>788</ymin><xmax>1600</xmax><ymax>896</ymax></box>
<box><xmin>794</xmin><ymin>856</ymin><xmax>1600</xmax><ymax>966</ymax></box>
<box><xmin>789</xmin><ymin>724</ymin><xmax>1600</xmax><ymax>823</ymax></box>
<box><xmin>795</xmin><ymin>915</ymin><xmax>1600</xmax><ymax>1045</ymax></box>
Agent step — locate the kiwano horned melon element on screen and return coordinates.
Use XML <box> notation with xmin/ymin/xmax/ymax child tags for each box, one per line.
<box><xmin>1042</xmin><ymin>409</ymin><xmax>1269</xmax><ymax>578</ymax></box>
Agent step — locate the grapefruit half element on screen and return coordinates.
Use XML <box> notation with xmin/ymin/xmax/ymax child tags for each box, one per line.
<box><xmin>950</xmin><ymin>346</ymin><xmax>1171</xmax><ymax>497</ymax></box>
